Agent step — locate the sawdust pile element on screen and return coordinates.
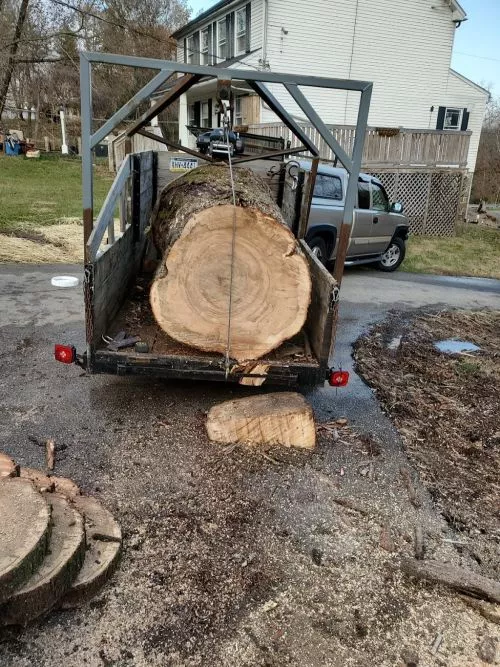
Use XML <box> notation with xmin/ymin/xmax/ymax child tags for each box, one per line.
<box><xmin>0</xmin><ymin>221</ymin><xmax>84</xmax><ymax>263</ymax></box>
<box><xmin>355</xmin><ymin>310</ymin><xmax>500</xmax><ymax>580</ymax></box>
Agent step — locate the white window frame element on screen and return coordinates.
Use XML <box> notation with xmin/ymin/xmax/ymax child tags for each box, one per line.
<box><xmin>443</xmin><ymin>107</ymin><xmax>463</xmax><ymax>131</ymax></box>
<box><xmin>217</xmin><ymin>18</ymin><xmax>227</xmax><ymax>61</ymax></box>
<box><xmin>201</xmin><ymin>28</ymin><xmax>209</xmax><ymax>65</ymax></box>
<box><xmin>235</xmin><ymin>7</ymin><xmax>247</xmax><ymax>56</ymax></box>
<box><xmin>201</xmin><ymin>101</ymin><xmax>211</xmax><ymax>128</ymax></box>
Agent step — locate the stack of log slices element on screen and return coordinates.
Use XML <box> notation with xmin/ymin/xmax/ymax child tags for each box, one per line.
<box><xmin>0</xmin><ymin>452</ymin><xmax>121</xmax><ymax>627</ymax></box>
<box><xmin>150</xmin><ymin>165</ymin><xmax>312</xmax><ymax>362</ymax></box>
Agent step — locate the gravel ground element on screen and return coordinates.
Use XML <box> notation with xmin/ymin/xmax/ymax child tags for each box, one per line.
<box><xmin>0</xmin><ymin>317</ymin><xmax>498</xmax><ymax>666</ymax></box>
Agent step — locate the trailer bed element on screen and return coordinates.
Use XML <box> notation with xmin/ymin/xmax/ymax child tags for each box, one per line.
<box><xmin>90</xmin><ymin>274</ymin><xmax>323</xmax><ymax>386</ymax></box>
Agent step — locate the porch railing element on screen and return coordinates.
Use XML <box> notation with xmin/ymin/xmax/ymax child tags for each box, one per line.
<box><xmin>248</xmin><ymin>123</ymin><xmax>471</xmax><ymax>169</ymax></box>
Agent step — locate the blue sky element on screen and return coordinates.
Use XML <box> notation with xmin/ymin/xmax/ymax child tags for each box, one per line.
<box><xmin>187</xmin><ymin>0</ymin><xmax>500</xmax><ymax>95</ymax></box>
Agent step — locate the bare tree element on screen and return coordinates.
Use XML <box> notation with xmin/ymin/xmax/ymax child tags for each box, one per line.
<box><xmin>0</xmin><ymin>0</ymin><xmax>30</xmax><ymax>117</ymax></box>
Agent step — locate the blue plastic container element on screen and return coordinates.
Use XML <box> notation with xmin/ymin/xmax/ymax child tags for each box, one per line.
<box><xmin>5</xmin><ymin>141</ymin><xmax>21</xmax><ymax>156</ymax></box>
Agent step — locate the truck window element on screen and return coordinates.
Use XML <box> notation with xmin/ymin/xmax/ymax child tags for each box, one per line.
<box><xmin>358</xmin><ymin>181</ymin><xmax>370</xmax><ymax>209</ymax></box>
<box><xmin>371</xmin><ymin>183</ymin><xmax>389</xmax><ymax>211</ymax></box>
<box><xmin>313</xmin><ymin>174</ymin><xmax>342</xmax><ymax>200</ymax></box>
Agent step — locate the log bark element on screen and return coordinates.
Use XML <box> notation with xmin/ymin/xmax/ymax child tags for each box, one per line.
<box><xmin>150</xmin><ymin>164</ymin><xmax>311</xmax><ymax>362</ymax></box>
<box><xmin>401</xmin><ymin>557</ymin><xmax>500</xmax><ymax>604</ymax></box>
<box><xmin>206</xmin><ymin>392</ymin><xmax>316</xmax><ymax>449</ymax></box>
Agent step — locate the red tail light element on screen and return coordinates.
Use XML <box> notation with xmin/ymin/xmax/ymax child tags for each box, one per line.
<box><xmin>328</xmin><ymin>370</ymin><xmax>350</xmax><ymax>387</ymax></box>
<box><xmin>54</xmin><ymin>344</ymin><xmax>76</xmax><ymax>364</ymax></box>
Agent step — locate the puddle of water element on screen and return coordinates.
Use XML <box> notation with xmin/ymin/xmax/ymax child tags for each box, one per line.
<box><xmin>434</xmin><ymin>339</ymin><xmax>481</xmax><ymax>354</ymax></box>
<box><xmin>387</xmin><ymin>336</ymin><xmax>402</xmax><ymax>350</ymax></box>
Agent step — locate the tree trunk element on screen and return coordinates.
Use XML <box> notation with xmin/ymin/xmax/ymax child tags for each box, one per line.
<box><xmin>150</xmin><ymin>164</ymin><xmax>311</xmax><ymax>362</ymax></box>
<box><xmin>0</xmin><ymin>0</ymin><xmax>30</xmax><ymax>119</ymax></box>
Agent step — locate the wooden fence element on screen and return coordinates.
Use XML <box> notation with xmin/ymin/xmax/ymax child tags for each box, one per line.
<box><xmin>248</xmin><ymin>123</ymin><xmax>471</xmax><ymax>169</ymax></box>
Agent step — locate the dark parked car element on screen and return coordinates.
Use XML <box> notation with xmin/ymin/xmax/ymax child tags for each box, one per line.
<box><xmin>196</xmin><ymin>128</ymin><xmax>245</xmax><ymax>157</ymax></box>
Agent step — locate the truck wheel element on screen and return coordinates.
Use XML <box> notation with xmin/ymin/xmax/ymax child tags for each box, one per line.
<box><xmin>376</xmin><ymin>237</ymin><xmax>405</xmax><ymax>272</ymax></box>
<box><xmin>307</xmin><ymin>236</ymin><xmax>328</xmax><ymax>265</ymax></box>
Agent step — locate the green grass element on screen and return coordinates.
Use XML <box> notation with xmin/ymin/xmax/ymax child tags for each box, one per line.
<box><xmin>403</xmin><ymin>224</ymin><xmax>500</xmax><ymax>280</ymax></box>
<box><xmin>0</xmin><ymin>153</ymin><xmax>113</xmax><ymax>231</ymax></box>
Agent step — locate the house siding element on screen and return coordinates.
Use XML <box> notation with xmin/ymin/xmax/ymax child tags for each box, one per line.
<box><xmin>175</xmin><ymin>0</ymin><xmax>487</xmax><ymax>172</ymax></box>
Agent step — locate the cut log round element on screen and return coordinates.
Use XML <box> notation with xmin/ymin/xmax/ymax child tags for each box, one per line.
<box><xmin>61</xmin><ymin>495</ymin><xmax>122</xmax><ymax>609</ymax></box>
<box><xmin>150</xmin><ymin>165</ymin><xmax>311</xmax><ymax>362</ymax></box>
<box><xmin>0</xmin><ymin>452</ymin><xmax>19</xmax><ymax>479</ymax></box>
<box><xmin>0</xmin><ymin>493</ymin><xmax>85</xmax><ymax>626</ymax></box>
<box><xmin>206</xmin><ymin>392</ymin><xmax>316</xmax><ymax>450</ymax></box>
<box><xmin>0</xmin><ymin>478</ymin><xmax>51</xmax><ymax>604</ymax></box>
<box><xmin>20</xmin><ymin>468</ymin><xmax>55</xmax><ymax>493</ymax></box>
<box><xmin>51</xmin><ymin>476</ymin><xmax>81</xmax><ymax>499</ymax></box>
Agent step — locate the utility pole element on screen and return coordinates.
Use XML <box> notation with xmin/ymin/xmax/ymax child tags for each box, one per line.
<box><xmin>0</xmin><ymin>0</ymin><xmax>30</xmax><ymax>118</ymax></box>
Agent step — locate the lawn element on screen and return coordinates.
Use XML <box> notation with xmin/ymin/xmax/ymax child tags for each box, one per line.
<box><xmin>403</xmin><ymin>224</ymin><xmax>500</xmax><ymax>280</ymax></box>
<box><xmin>0</xmin><ymin>153</ymin><xmax>113</xmax><ymax>231</ymax></box>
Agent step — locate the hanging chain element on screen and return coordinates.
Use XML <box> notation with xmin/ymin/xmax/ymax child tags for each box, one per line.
<box><xmin>222</xmin><ymin>100</ymin><xmax>238</xmax><ymax>379</ymax></box>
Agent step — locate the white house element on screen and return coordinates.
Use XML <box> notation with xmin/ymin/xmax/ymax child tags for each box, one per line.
<box><xmin>172</xmin><ymin>0</ymin><xmax>488</xmax><ymax>174</ymax></box>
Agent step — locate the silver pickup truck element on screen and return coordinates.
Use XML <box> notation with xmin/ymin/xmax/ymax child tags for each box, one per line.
<box><xmin>301</xmin><ymin>162</ymin><xmax>409</xmax><ymax>271</ymax></box>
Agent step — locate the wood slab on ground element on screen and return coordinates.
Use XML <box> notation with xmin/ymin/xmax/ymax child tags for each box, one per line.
<box><xmin>206</xmin><ymin>392</ymin><xmax>316</xmax><ymax>450</ymax></box>
<box><xmin>401</xmin><ymin>558</ymin><xmax>500</xmax><ymax>604</ymax></box>
<box><xmin>0</xmin><ymin>452</ymin><xmax>19</xmax><ymax>479</ymax></box>
<box><xmin>0</xmin><ymin>478</ymin><xmax>51</xmax><ymax>604</ymax></box>
<box><xmin>61</xmin><ymin>495</ymin><xmax>122</xmax><ymax>609</ymax></box>
<box><xmin>0</xmin><ymin>493</ymin><xmax>85</xmax><ymax>626</ymax></box>
<box><xmin>52</xmin><ymin>476</ymin><xmax>81</xmax><ymax>499</ymax></box>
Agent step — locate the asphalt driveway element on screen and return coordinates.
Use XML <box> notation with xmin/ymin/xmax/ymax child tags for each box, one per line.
<box><xmin>0</xmin><ymin>264</ymin><xmax>499</xmax><ymax>666</ymax></box>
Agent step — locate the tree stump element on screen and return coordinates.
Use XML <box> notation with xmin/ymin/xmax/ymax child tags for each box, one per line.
<box><xmin>150</xmin><ymin>165</ymin><xmax>311</xmax><ymax>362</ymax></box>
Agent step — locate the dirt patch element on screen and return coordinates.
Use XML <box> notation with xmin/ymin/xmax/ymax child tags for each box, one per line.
<box><xmin>355</xmin><ymin>310</ymin><xmax>500</xmax><ymax>581</ymax></box>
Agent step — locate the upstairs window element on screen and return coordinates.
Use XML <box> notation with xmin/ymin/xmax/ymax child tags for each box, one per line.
<box><xmin>201</xmin><ymin>28</ymin><xmax>209</xmax><ymax>65</ymax></box>
<box><xmin>436</xmin><ymin>106</ymin><xmax>469</xmax><ymax>131</ymax></box>
<box><xmin>218</xmin><ymin>18</ymin><xmax>227</xmax><ymax>61</ymax></box>
<box><xmin>187</xmin><ymin>33</ymin><xmax>199</xmax><ymax>64</ymax></box>
<box><xmin>235</xmin><ymin>6</ymin><xmax>248</xmax><ymax>55</ymax></box>
<box><xmin>444</xmin><ymin>107</ymin><xmax>463</xmax><ymax>130</ymax></box>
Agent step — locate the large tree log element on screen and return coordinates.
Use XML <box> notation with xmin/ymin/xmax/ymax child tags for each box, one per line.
<box><xmin>150</xmin><ymin>164</ymin><xmax>311</xmax><ymax>362</ymax></box>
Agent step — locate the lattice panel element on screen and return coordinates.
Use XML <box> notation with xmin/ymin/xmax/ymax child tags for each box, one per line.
<box><xmin>396</xmin><ymin>173</ymin><xmax>430</xmax><ymax>235</ymax></box>
<box><xmin>426</xmin><ymin>172</ymin><xmax>463</xmax><ymax>236</ymax></box>
<box><xmin>366</xmin><ymin>169</ymin><xmax>466</xmax><ymax>236</ymax></box>
<box><xmin>369</xmin><ymin>172</ymin><xmax>397</xmax><ymax>201</ymax></box>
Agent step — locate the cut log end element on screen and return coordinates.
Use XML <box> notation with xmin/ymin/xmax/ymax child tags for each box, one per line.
<box><xmin>206</xmin><ymin>392</ymin><xmax>316</xmax><ymax>450</ymax></box>
<box><xmin>151</xmin><ymin>204</ymin><xmax>311</xmax><ymax>362</ymax></box>
<box><xmin>0</xmin><ymin>452</ymin><xmax>19</xmax><ymax>479</ymax></box>
<box><xmin>150</xmin><ymin>165</ymin><xmax>312</xmax><ymax>363</ymax></box>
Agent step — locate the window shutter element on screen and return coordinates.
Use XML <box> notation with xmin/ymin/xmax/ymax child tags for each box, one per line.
<box><xmin>245</xmin><ymin>3</ymin><xmax>251</xmax><ymax>53</ymax></box>
<box><xmin>227</xmin><ymin>13</ymin><xmax>235</xmax><ymax>59</ymax></box>
<box><xmin>436</xmin><ymin>106</ymin><xmax>446</xmax><ymax>130</ymax></box>
<box><xmin>207</xmin><ymin>99</ymin><xmax>213</xmax><ymax>128</ymax></box>
<box><xmin>193</xmin><ymin>101</ymin><xmax>201</xmax><ymax>127</ymax></box>
<box><xmin>461</xmin><ymin>109</ymin><xmax>470</xmax><ymax>131</ymax></box>
<box><xmin>206</xmin><ymin>24</ymin><xmax>212</xmax><ymax>64</ymax></box>
<box><xmin>212</xmin><ymin>22</ymin><xmax>217</xmax><ymax>62</ymax></box>
<box><xmin>184</xmin><ymin>38</ymin><xmax>187</xmax><ymax>63</ymax></box>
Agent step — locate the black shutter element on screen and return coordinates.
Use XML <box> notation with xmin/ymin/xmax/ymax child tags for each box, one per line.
<box><xmin>436</xmin><ymin>106</ymin><xmax>446</xmax><ymax>130</ymax></box>
<box><xmin>193</xmin><ymin>101</ymin><xmax>201</xmax><ymax>127</ymax></box>
<box><xmin>227</xmin><ymin>13</ymin><xmax>235</xmax><ymax>59</ymax></box>
<box><xmin>207</xmin><ymin>99</ymin><xmax>213</xmax><ymax>128</ymax></box>
<box><xmin>183</xmin><ymin>38</ymin><xmax>187</xmax><ymax>63</ymax></box>
<box><xmin>207</xmin><ymin>24</ymin><xmax>212</xmax><ymax>64</ymax></box>
<box><xmin>461</xmin><ymin>109</ymin><xmax>470</xmax><ymax>131</ymax></box>
<box><xmin>245</xmin><ymin>3</ymin><xmax>251</xmax><ymax>52</ymax></box>
<box><xmin>212</xmin><ymin>22</ymin><xmax>217</xmax><ymax>62</ymax></box>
